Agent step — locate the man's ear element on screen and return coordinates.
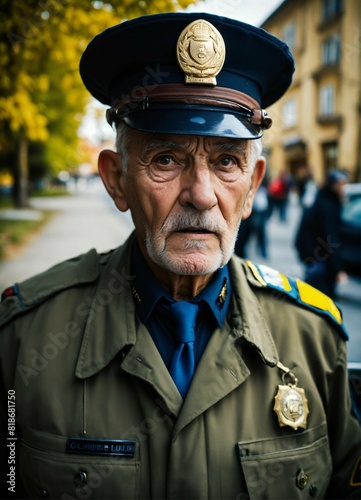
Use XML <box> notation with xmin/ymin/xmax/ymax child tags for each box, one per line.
<box><xmin>242</xmin><ymin>156</ymin><xmax>266</xmax><ymax>219</ymax></box>
<box><xmin>98</xmin><ymin>149</ymin><xmax>129</xmax><ymax>212</ymax></box>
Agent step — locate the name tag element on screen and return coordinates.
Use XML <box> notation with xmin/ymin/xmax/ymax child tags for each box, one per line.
<box><xmin>66</xmin><ymin>438</ymin><xmax>136</xmax><ymax>457</ymax></box>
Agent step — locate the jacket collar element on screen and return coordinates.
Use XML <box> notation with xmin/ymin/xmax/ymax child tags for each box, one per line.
<box><xmin>227</xmin><ymin>256</ymin><xmax>279</xmax><ymax>367</ymax></box>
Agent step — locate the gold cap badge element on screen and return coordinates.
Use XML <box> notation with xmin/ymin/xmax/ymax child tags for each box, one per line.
<box><xmin>177</xmin><ymin>19</ymin><xmax>226</xmax><ymax>85</ymax></box>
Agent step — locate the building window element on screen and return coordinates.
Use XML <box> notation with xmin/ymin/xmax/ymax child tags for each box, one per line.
<box><xmin>319</xmin><ymin>84</ymin><xmax>335</xmax><ymax>116</ymax></box>
<box><xmin>282</xmin><ymin>22</ymin><xmax>296</xmax><ymax>50</ymax></box>
<box><xmin>322</xmin><ymin>141</ymin><xmax>339</xmax><ymax>171</ymax></box>
<box><xmin>321</xmin><ymin>0</ymin><xmax>342</xmax><ymax>23</ymax></box>
<box><xmin>283</xmin><ymin>98</ymin><xmax>297</xmax><ymax>128</ymax></box>
<box><xmin>322</xmin><ymin>34</ymin><xmax>340</xmax><ymax>64</ymax></box>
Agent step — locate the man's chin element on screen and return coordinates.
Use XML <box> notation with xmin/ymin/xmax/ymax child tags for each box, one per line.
<box><xmin>158</xmin><ymin>250</ymin><xmax>223</xmax><ymax>276</ymax></box>
<box><xmin>145</xmin><ymin>232</ymin><xmax>234</xmax><ymax>276</ymax></box>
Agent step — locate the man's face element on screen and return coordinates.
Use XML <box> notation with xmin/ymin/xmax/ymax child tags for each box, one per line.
<box><xmin>101</xmin><ymin>130</ymin><xmax>265</xmax><ymax>277</ymax></box>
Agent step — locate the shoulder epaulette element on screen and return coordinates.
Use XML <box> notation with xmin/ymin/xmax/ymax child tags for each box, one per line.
<box><xmin>0</xmin><ymin>249</ymin><xmax>99</xmax><ymax>328</ymax></box>
<box><xmin>246</xmin><ymin>261</ymin><xmax>348</xmax><ymax>340</ymax></box>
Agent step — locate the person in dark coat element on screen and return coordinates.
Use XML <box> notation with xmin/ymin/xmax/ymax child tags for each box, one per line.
<box><xmin>295</xmin><ymin>169</ymin><xmax>349</xmax><ymax>298</ymax></box>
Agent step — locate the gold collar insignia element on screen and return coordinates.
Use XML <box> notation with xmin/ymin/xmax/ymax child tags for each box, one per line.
<box><xmin>218</xmin><ymin>278</ymin><xmax>228</xmax><ymax>306</ymax></box>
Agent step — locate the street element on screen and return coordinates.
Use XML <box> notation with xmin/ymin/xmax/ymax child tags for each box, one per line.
<box><xmin>0</xmin><ymin>178</ymin><xmax>360</xmax><ymax>362</ymax></box>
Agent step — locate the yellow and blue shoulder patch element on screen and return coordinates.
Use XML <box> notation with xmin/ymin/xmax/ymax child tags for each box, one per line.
<box><xmin>246</xmin><ymin>261</ymin><xmax>348</xmax><ymax>340</ymax></box>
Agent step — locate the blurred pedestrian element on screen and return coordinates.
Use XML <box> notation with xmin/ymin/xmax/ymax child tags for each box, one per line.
<box><xmin>235</xmin><ymin>178</ymin><xmax>269</xmax><ymax>258</ymax></box>
<box><xmin>295</xmin><ymin>164</ymin><xmax>317</xmax><ymax>209</ymax></box>
<box><xmin>295</xmin><ymin>169</ymin><xmax>349</xmax><ymax>298</ymax></box>
<box><xmin>300</xmin><ymin>174</ymin><xmax>318</xmax><ymax>209</ymax></box>
<box><xmin>267</xmin><ymin>171</ymin><xmax>293</xmax><ymax>221</ymax></box>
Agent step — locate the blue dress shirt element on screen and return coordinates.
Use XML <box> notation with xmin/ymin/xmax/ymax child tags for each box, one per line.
<box><xmin>131</xmin><ymin>240</ymin><xmax>231</xmax><ymax>371</ymax></box>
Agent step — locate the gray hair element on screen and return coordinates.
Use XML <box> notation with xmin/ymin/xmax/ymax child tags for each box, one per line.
<box><xmin>115</xmin><ymin>122</ymin><xmax>131</xmax><ymax>172</ymax></box>
<box><xmin>115</xmin><ymin>122</ymin><xmax>263</xmax><ymax>174</ymax></box>
<box><xmin>248</xmin><ymin>137</ymin><xmax>263</xmax><ymax>172</ymax></box>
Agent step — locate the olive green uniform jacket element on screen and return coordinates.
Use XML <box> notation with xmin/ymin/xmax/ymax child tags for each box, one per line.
<box><xmin>0</xmin><ymin>234</ymin><xmax>360</xmax><ymax>499</ymax></box>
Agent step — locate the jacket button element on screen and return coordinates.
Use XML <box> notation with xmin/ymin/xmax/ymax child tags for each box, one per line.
<box><xmin>40</xmin><ymin>490</ymin><xmax>49</xmax><ymax>499</ymax></box>
<box><xmin>74</xmin><ymin>471</ymin><xmax>88</xmax><ymax>488</ymax></box>
<box><xmin>296</xmin><ymin>469</ymin><xmax>308</xmax><ymax>489</ymax></box>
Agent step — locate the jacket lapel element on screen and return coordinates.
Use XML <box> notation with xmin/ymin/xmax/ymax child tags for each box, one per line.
<box><xmin>75</xmin><ymin>237</ymin><xmax>137</xmax><ymax>379</ymax></box>
<box><xmin>174</xmin><ymin>256</ymin><xmax>279</xmax><ymax>434</ymax></box>
<box><xmin>121</xmin><ymin>321</ymin><xmax>184</xmax><ymax>416</ymax></box>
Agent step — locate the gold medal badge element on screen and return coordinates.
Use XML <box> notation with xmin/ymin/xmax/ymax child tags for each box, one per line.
<box><xmin>273</xmin><ymin>362</ymin><xmax>309</xmax><ymax>430</ymax></box>
<box><xmin>177</xmin><ymin>19</ymin><xmax>226</xmax><ymax>85</ymax></box>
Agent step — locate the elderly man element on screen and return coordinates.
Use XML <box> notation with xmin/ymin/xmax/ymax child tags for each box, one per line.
<box><xmin>0</xmin><ymin>12</ymin><xmax>360</xmax><ymax>500</ymax></box>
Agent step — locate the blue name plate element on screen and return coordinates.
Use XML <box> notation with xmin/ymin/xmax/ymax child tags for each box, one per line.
<box><xmin>66</xmin><ymin>438</ymin><xmax>136</xmax><ymax>457</ymax></box>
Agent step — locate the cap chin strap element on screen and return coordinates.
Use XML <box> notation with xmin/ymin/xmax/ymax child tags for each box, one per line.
<box><xmin>106</xmin><ymin>83</ymin><xmax>272</xmax><ymax>130</ymax></box>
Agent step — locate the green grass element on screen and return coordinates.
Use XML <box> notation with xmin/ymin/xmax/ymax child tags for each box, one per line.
<box><xmin>0</xmin><ymin>210</ymin><xmax>54</xmax><ymax>261</ymax></box>
<box><xmin>0</xmin><ymin>198</ymin><xmax>14</xmax><ymax>209</ymax></box>
<box><xmin>30</xmin><ymin>188</ymin><xmax>71</xmax><ymax>197</ymax></box>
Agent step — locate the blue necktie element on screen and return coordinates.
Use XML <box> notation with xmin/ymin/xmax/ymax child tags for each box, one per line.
<box><xmin>168</xmin><ymin>301</ymin><xmax>199</xmax><ymax>398</ymax></box>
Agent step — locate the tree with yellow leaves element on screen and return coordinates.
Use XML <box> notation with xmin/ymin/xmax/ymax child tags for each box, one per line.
<box><xmin>0</xmin><ymin>0</ymin><xmax>198</xmax><ymax>207</ymax></box>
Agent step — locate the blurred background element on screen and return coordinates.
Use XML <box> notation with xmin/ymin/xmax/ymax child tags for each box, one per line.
<box><xmin>0</xmin><ymin>0</ymin><xmax>360</xmax><ymax>364</ymax></box>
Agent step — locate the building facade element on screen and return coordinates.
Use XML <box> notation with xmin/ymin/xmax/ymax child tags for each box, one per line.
<box><xmin>261</xmin><ymin>0</ymin><xmax>361</xmax><ymax>186</ymax></box>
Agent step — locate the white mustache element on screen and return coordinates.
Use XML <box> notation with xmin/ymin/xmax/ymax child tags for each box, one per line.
<box><xmin>161</xmin><ymin>211</ymin><xmax>227</xmax><ymax>234</ymax></box>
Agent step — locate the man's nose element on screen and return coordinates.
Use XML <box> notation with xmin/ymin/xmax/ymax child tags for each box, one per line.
<box><xmin>178</xmin><ymin>162</ymin><xmax>218</xmax><ymax>212</ymax></box>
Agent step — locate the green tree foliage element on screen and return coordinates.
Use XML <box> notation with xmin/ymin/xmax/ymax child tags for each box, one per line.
<box><xmin>0</xmin><ymin>0</ymin><xmax>198</xmax><ymax>206</ymax></box>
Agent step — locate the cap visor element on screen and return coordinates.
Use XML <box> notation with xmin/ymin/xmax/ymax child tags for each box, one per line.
<box><xmin>122</xmin><ymin>107</ymin><xmax>263</xmax><ymax>139</ymax></box>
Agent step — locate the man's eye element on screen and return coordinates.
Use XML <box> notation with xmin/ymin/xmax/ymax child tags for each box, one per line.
<box><xmin>154</xmin><ymin>155</ymin><xmax>174</xmax><ymax>166</ymax></box>
<box><xmin>218</xmin><ymin>156</ymin><xmax>237</xmax><ymax>168</ymax></box>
